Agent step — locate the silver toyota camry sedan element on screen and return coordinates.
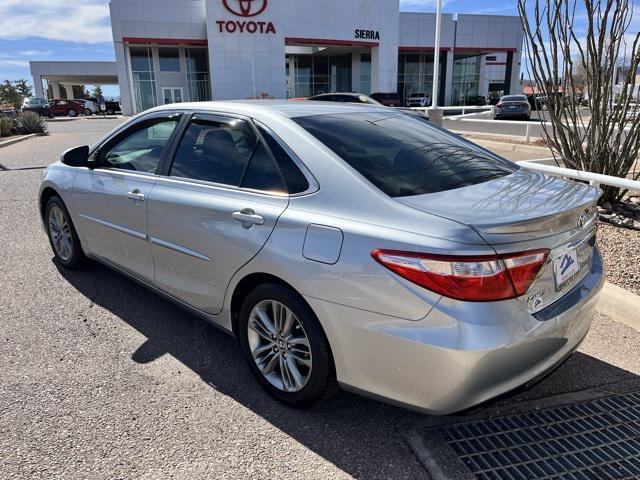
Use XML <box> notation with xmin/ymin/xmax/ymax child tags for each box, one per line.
<box><xmin>39</xmin><ymin>101</ymin><xmax>603</xmax><ymax>414</ymax></box>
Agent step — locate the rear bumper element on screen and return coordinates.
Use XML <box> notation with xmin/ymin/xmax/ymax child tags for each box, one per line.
<box><xmin>307</xmin><ymin>249</ymin><xmax>604</xmax><ymax>415</ymax></box>
<box><xmin>496</xmin><ymin>109</ymin><xmax>529</xmax><ymax>117</ymax></box>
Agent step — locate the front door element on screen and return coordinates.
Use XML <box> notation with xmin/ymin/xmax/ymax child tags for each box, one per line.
<box><xmin>72</xmin><ymin>114</ymin><xmax>181</xmax><ymax>282</ymax></box>
<box><xmin>50</xmin><ymin>100</ymin><xmax>66</xmax><ymax>116</ymax></box>
<box><xmin>162</xmin><ymin>87</ymin><xmax>183</xmax><ymax>105</ymax></box>
<box><xmin>147</xmin><ymin>114</ymin><xmax>289</xmax><ymax>314</ymax></box>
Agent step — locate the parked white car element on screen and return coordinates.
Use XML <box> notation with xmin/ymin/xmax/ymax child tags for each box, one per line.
<box><xmin>406</xmin><ymin>92</ymin><xmax>431</xmax><ymax>108</ymax></box>
<box><xmin>73</xmin><ymin>99</ymin><xmax>99</xmax><ymax>115</ymax></box>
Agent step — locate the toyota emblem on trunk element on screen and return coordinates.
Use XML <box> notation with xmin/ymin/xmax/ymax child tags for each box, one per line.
<box><xmin>578</xmin><ymin>211</ymin><xmax>589</xmax><ymax>229</ymax></box>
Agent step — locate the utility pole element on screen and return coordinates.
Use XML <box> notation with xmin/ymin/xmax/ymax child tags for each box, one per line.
<box><xmin>428</xmin><ymin>0</ymin><xmax>444</xmax><ymax>126</ymax></box>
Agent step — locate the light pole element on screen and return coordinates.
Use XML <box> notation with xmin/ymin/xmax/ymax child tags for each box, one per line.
<box><xmin>428</xmin><ymin>0</ymin><xmax>444</xmax><ymax>126</ymax></box>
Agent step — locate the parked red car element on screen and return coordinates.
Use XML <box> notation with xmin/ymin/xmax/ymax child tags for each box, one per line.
<box><xmin>49</xmin><ymin>99</ymin><xmax>84</xmax><ymax>117</ymax></box>
<box><xmin>369</xmin><ymin>92</ymin><xmax>402</xmax><ymax>107</ymax></box>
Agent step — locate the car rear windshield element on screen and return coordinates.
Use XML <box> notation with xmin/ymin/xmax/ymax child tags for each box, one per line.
<box><xmin>293</xmin><ymin>112</ymin><xmax>518</xmax><ymax>197</ymax></box>
<box><xmin>501</xmin><ymin>96</ymin><xmax>527</xmax><ymax>102</ymax></box>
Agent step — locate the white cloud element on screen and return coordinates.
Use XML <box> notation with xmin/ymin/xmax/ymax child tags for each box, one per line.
<box><xmin>18</xmin><ymin>50</ymin><xmax>53</xmax><ymax>57</ymax></box>
<box><xmin>0</xmin><ymin>0</ymin><xmax>112</xmax><ymax>44</ymax></box>
<box><xmin>0</xmin><ymin>59</ymin><xmax>30</xmax><ymax>67</ymax></box>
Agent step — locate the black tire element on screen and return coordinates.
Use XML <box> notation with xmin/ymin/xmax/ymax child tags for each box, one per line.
<box><xmin>238</xmin><ymin>283</ymin><xmax>338</xmax><ymax>407</ymax></box>
<box><xmin>68</xmin><ymin>109</ymin><xmax>77</xmax><ymax>118</ymax></box>
<box><xmin>85</xmin><ymin>108</ymin><xmax>92</xmax><ymax>116</ymax></box>
<box><xmin>45</xmin><ymin>196</ymin><xmax>86</xmax><ymax>269</ymax></box>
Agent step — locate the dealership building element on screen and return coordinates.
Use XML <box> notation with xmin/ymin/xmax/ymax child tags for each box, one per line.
<box><xmin>31</xmin><ymin>0</ymin><xmax>524</xmax><ymax>115</ymax></box>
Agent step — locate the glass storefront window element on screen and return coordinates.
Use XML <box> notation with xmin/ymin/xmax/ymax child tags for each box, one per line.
<box><xmin>159</xmin><ymin>48</ymin><xmax>180</xmax><ymax>72</ymax></box>
<box><xmin>451</xmin><ymin>55</ymin><xmax>481</xmax><ymax>106</ymax></box>
<box><xmin>186</xmin><ymin>48</ymin><xmax>212</xmax><ymax>102</ymax></box>
<box><xmin>360</xmin><ymin>53</ymin><xmax>371</xmax><ymax>94</ymax></box>
<box><xmin>289</xmin><ymin>54</ymin><xmax>351</xmax><ymax>98</ymax></box>
<box><xmin>130</xmin><ymin>47</ymin><xmax>157</xmax><ymax>113</ymax></box>
<box><xmin>397</xmin><ymin>53</ymin><xmax>440</xmax><ymax>105</ymax></box>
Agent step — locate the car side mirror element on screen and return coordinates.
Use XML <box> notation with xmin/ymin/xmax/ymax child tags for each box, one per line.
<box><xmin>61</xmin><ymin>145</ymin><xmax>90</xmax><ymax>167</ymax></box>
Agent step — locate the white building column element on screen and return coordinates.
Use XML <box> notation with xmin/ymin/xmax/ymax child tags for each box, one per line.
<box><xmin>114</xmin><ymin>41</ymin><xmax>134</xmax><ymax>115</ymax></box>
<box><xmin>51</xmin><ymin>81</ymin><xmax>61</xmax><ymax>99</ymax></box>
<box><xmin>371</xmin><ymin>43</ymin><xmax>399</xmax><ymax>94</ymax></box>
<box><xmin>509</xmin><ymin>51</ymin><xmax>522</xmax><ymax>94</ymax></box>
<box><xmin>478</xmin><ymin>54</ymin><xmax>489</xmax><ymax>98</ymax></box>
<box><xmin>64</xmin><ymin>84</ymin><xmax>75</xmax><ymax>99</ymax></box>
<box><xmin>33</xmin><ymin>77</ymin><xmax>45</xmax><ymax>98</ymax></box>
<box><xmin>443</xmin><ymin>50</ymin><xmax>454</xmax><ymax>106</ymax></box>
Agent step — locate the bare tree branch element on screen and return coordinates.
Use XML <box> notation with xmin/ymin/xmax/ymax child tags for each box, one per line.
<box><xmin>518</xmin><ymin>0</ymin><xmax>640</xmax><ymax>202</ymax></box>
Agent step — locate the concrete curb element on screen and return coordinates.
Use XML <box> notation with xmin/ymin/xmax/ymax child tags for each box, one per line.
<box><xmin>46</xmin><ymin>117</ymin><xmax>79</xmax><ymax>122</ymax></box>
<box><xmin>597</xmin><ymin>282</ymin><xmax>640</xmax><ymax>331</ymax></box>
<box><xmin>0</xmin><ymin>134</ymin><xmax>37</xmax><ymax>149</ymax></box>
<box><xmin>464</xmin><ymin>137</ymin><xmax>551</xmax><ymax>154</ymax></box>
<box><xmin>451</xmin><ymin>129</ymin><xmax>547</xmax><ymax>147</ymax></box>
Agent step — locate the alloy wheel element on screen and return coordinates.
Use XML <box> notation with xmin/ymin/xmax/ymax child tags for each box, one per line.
<box><xmin>247</xmin><ymin>299</ymin><xmax>312</xmax><ymax>393</ymax></box>
<box><xmin>48</xmin><ymin>205</ymin><xmax>73</xmax><ymax>261</ymax></box>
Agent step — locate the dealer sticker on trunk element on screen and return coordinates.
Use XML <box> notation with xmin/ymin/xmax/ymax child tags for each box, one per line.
<box><xmin>553</xmin><ymin>249</ymin><xmax>580</xmax><ymax>291</ymax></box>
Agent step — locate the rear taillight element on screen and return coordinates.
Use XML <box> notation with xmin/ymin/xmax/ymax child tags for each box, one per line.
<box><xmin>521</xmin><ymin>102</ymin><xmax>530</xmax><ymax>108</ymax></box>
<box><xmin>496</xmin><ymin>103</ymin><xmax>503</xmax><ymax>108</ymax></box>
<box><xmin>371</xmin><ymin>249</ymin><xmax>549</xmax><ymax>302</ymax></box>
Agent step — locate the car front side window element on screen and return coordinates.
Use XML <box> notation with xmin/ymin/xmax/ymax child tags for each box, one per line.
<box><xmin>98</xmin><ymin>117</ymin><xmax>179</xmax><ymax>173</ymax></box>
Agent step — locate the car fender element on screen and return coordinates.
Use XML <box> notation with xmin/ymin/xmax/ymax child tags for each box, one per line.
<box><xmin>38</xmin><ymin>163</ymin><xmax>79</xmax><ymax>231</ymax></box>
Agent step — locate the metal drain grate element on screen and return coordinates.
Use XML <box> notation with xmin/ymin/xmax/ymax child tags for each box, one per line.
<box><xmin>442</xmin><ymin>392</ymin><xmax>640</xmax><ymax>480</ymax></box>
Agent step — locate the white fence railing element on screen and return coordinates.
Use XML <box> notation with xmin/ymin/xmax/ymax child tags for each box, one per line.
<box><xmin>450</xmin><ymin>117</ymin><xmax>549</xmax><ymax>143</ymax></box>
<box><xmin>517</xmin><ymin>159</ymin><xmax>640</xmax><ymax>190</ymax></box>
<box><xmin>411</xmin><ymin>105</ymin><xmax>495</xmax><ymax>117</ymax></box>
<box><xmin>443</xmin><ymin>116</ymin><xmax>635</xmax><ymax>143</ymax></box>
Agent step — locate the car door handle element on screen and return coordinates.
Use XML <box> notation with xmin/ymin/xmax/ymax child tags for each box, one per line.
<box><xmin>232</xmin><ymin>209</ymin><xmax>264</xmax><ymax>228</ymax></box>
<box><xmin>127</xmin><ymin>189</ymin><xmax>146</xmax><ymax>203</ymax></box>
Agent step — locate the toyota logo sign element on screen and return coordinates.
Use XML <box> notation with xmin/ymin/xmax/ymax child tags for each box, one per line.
<box><xmin>223</xmin><ymin>0</ymin><xmax>268</xmax><ymax>17</ymax></box>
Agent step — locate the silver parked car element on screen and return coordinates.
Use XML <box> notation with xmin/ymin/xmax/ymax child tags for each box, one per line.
<box><xmin>39</xmin><ymin>101</ymin><xmax>603</xmax><ymax>414</ymax></box>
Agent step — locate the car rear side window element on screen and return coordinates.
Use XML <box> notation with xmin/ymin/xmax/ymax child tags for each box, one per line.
<box><xmin>241</xmin><ymin>141</ymin><xmax>286</xmax><ymax>192</ymax></box>
<box><xmin>256</xmin><ymin>125</ymin><xmax>310</xmax><ymax>194</ymax></box>
<box><xmin>293</xmin><ymin>112</ymin><xmax>517</xmax><ymax>197</ymax></box>
<box><xmin>171</xmin><ymin>117</ymin><xmax>292</xmax><ymax>194</ymax></box>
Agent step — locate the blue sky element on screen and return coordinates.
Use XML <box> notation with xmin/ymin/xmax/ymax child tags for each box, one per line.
<box><xmin>0</xmin><ymin>0</ymin><xmax>521</xmax><ymax>98</ymax></box>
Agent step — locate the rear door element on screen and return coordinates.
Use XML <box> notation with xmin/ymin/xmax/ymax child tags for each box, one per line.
<box><xmin>50</xmin><ymin>101</ymin><xmax>63</xmax><ymax>115</ymax></box>
<box><xmin>146</xmin><ymin>113</ymin><xmax>290</xmax><ymax>314</ymax></box>
<box><xmin>72</xmin><ymin>113</ymin><xmax>181</xmax><ymax>282</ymax></box>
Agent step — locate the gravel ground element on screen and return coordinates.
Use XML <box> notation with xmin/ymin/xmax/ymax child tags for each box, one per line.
<box><xmin>597</xmin><ymin>222</ymin><xmax>640</xmax><ymax>295</ymax></box>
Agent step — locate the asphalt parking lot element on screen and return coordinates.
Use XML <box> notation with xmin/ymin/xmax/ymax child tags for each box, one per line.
<box><xmin>1</xmin><ymin>118</ymin><xmax>639</xmax><ymax>479</ymax></box>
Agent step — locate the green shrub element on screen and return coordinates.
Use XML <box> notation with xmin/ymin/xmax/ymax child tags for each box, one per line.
<box><xmin>17</xmin><ymin>111</ymin><xmax>47</xmax><ymax>135</ymax></box>
<box><xmin>0</xmin><ymin>117</ymin><xmax>14</xmax><ymax>137</ymax></box>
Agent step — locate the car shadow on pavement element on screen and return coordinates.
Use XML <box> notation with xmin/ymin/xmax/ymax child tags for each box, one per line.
<box><xmin>55</xmin><ymin>260</ymin><xmax>639</xmax><ymax>479</ymax></box>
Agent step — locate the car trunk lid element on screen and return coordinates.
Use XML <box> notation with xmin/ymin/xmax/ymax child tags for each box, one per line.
<box><xmin>396</xmin><ymin>168</ymin><xmax>600</xmax><ymax>313</ymax></box>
